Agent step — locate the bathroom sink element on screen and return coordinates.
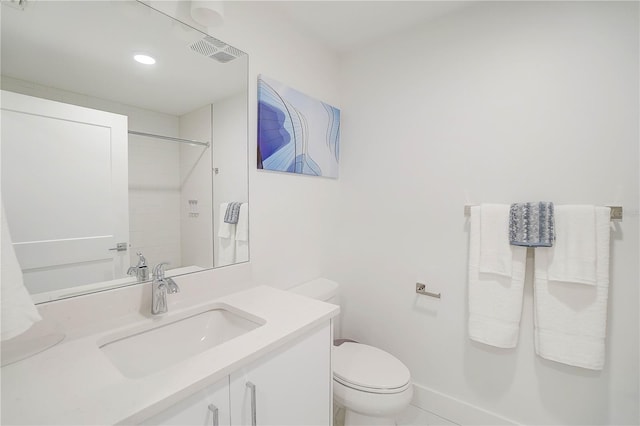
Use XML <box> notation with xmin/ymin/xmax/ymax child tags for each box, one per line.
<box><xmin>99</xmin><ymin>306</ymin><xmax>264</xmax><ymax>378</ymax></box>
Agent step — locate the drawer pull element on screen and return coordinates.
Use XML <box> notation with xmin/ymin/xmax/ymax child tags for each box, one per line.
<box><xmin>246</xmin><ymin>381</ymin><xmax>257</xmax><ymax>426</ymax></box>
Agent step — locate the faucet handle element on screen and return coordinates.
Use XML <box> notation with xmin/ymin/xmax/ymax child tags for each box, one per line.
<box><xmin>135</xmin><ymin>252</ymin><xmax>147</xmax><ymax>267</ymax></box>
<box><xmin>166</xmin><ymin>277</ymin><xmax>180</xmax><ymax>294</ymax></box>
<box><xmin>153</xmin><ymin>262</ymin><xmax>170</xmax><ymax>279</ymax></box>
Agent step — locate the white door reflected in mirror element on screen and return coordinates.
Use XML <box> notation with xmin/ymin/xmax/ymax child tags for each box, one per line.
<box><xmin>1</xmin><ymin>91</ymin><xmax>129</xmax><ymax>295</ymax></box>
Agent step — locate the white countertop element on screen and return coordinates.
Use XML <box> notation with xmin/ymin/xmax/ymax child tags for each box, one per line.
<box><xmin>1</xmin><ymin>285</ymin><xmax>339</xmax><ymax>425</ymax></box>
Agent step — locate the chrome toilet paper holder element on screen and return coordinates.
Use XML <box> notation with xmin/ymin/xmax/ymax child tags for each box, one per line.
<box><xmin>416</xmin><ymin>283</ymin><xmax>441</xmax><ymax>299</ymax></box>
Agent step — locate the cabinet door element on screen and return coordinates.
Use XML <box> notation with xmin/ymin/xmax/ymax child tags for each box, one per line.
<box><xmin>140</xmin><ymin>377</ymin><xmax>230</xmax><ymax>426</ymax></box>
<box><xmin>229</xmin><ymin>323</ymin><xmax>332</xmax><ymax>426</ymax></box>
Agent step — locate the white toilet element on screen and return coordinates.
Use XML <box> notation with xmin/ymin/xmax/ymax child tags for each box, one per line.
<box><xmin>289</xmin><ymin>278</ymin><xmax>413</xmax><ymax>426</ymax></box>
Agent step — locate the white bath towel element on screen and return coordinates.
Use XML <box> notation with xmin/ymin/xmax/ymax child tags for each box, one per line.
<box><xmin>235</xmin><ymin>203</ymin><xmax>249</xmax><ymax>263</ymax></box>
<box><xmin>217</xmin><ymin>202</ymin><xmax>236</xmax><ymax>266</ymax></box>
<box><xmin>534</xmin><ymin>206</ymin><xmax>611</xmax><ymax>370</ymax></box>
<box><xmin>468</xmin><ymin>206</ymin><xmax>528</xmax><ymax>348</ymax></box>
<box><xmin>546</xmin><ymin>205</ymin><xmax>597</xmax><ymax>285</ymax></box>
<box><xmin>1</xmin><ymin>206</ymin><xmax>42</xmax><ymax>341</ymax></box>
<box><xmin>479</xmin><ymin>204</ymin><xmax>513</xmax><ymax>277</ymax></box>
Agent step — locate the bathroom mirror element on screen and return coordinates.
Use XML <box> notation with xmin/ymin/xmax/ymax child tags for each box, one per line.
<box><xmin>0</xmin><ymin>0</ymin><xmax>249</xmax><ymax>303</ymax></box>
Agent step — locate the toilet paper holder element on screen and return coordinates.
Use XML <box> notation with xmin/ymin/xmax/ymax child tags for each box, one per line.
<box><xmin>416</xmin><ymin>283</ymin><xmax>441</xmax><ymax>299</ymax></box>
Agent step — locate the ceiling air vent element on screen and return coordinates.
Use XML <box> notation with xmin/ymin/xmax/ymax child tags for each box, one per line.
<box><xmin>189</xmin><ymin>35</ymin><xmax>246</xmax><ymax>64</ymax></box>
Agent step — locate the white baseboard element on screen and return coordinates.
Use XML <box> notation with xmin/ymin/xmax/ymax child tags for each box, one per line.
<box><xmin>410</xmin><ymin>383</ymin><xmax>519</xmax><ymax>426</ymax></box>
<box><xmin>397</xmin><ymin>404</ymin><xmax>458</xmax><ymax>426</ymax></box>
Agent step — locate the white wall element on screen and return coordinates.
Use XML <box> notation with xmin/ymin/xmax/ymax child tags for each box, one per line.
<box><xmin>179</xmin><ymin>104</ymin><xmax>214</xmax><ymax>269</ymax></box>
<box><xmin>334</xmin><ymin>2</ymin><xmax>638</xmax><ymax>425</ymax></box>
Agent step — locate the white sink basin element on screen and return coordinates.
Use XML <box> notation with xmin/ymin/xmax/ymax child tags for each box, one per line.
<box><xmin>98</xmin><ymin>306</ymin><xmax>264</xmax><ymax>378</ymax></box>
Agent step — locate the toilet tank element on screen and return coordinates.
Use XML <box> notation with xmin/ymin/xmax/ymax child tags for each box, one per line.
<box><xmin>289</xmin><ymin>278</ymin><xmax>341</xmax><ymax>338</ymax></box>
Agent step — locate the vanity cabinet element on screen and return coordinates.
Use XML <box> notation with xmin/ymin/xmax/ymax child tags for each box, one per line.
<box><xmin>142</xmin><ymin>323</ymin><xmax>331</xmax><ymax>426</ymax></box>
<box><xmin>140</xmin><ymin>378</ymin><xmax>230</xmax><ymax>426</ymax></box>
<box><xmin>229</xmin><ymin>323</ymin><xmax>332</xmax><ymax>425</ymax></box>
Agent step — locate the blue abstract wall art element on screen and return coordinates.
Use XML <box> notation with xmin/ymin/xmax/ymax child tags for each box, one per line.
<box><xmin>257</xmin><ymin>75</ymin><xmax>340</xmax><ymax>178</ymax></box>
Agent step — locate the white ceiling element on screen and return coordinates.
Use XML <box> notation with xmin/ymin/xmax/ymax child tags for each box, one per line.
<box><xmin>273</xmin><ymin>1</ymin><xmax>472</xmax><ymax>54</ymax></box>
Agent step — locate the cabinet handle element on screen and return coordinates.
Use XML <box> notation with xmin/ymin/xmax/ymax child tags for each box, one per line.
<box><xmin>208</xmin><ymin>404</ymin><xmax>219</xmax><ymax>426</ymax></box>
<box><xmin>246</xmin><ymin>381</ymin><xmax>256</xmax><ymax>426</ymax></box>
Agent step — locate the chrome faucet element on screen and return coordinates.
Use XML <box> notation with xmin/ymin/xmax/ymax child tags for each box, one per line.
<box><xmin>127</xmin><ymin>252</ymin><xmax>149</xmax><ymax>282</ymax></box>
<box><xmin>151</xmin><ymin>262</ymin><xmax>180</xmax><ymax>315</ymax></box>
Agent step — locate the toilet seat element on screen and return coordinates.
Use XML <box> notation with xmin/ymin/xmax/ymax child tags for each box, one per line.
<box><xmin>333</xmin><ymin>342</ymin><xmax>411</xmax><ymax>394</ymax></box>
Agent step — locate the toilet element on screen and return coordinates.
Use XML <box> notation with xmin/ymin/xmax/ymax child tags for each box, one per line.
<box><xmin>289</xmin><ymin>278</ymin><xmax>413</xmax><ymax>426</ymax></box>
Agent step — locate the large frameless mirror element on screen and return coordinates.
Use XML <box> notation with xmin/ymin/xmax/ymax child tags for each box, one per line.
<box><xmin>1</xmin><ymin>0</ymin><xmax>249</xmax><ymax>303</ymax></box>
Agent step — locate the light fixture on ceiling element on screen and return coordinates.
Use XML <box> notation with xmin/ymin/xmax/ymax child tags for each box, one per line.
<box><xmin>133</xmin><ymin>54</ymin><xmax>156</xmax><ymax>65</ymax></box>
<box><xmin>190</xmin><ymin>1</ymin><xmax>224</xmax><ymax>28</ymax></box>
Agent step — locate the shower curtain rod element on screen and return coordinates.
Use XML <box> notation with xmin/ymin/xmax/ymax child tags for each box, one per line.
<box><xmin>128</xmin><ymin>130</ymin><xmax>210</xmax><ymax>147</ymax></box>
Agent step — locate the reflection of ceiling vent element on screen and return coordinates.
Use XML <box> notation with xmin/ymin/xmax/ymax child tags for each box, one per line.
<box><xmin>189</xmin><ymin>36</ymin><xmax>246</xmax><ymax>63</ymax></box>
<box><xmin>1</xmin><ymin>0</ymin><xmax>27</xmax><ymax>10</ymax></box>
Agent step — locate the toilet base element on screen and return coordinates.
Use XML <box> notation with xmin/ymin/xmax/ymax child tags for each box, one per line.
<box><xmin>333</xmin><ymin>379</ymin><xmax>413</xmax><ymax>423</ymax></box>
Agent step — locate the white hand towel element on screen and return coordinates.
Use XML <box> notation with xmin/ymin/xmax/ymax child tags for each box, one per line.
<box><xmin>1</xmin><ymin>206</ymin><xmax>42</xmax><ymax>341</ymax></box>
<box><xmin>468</xmin><ymin>206</ymin><xmax>527</xmax><ymax>348</ymax></box>
<box><xmin>533</xmin><ymin>206</ymin><xmax>610</xmax><ymax>370</ymax></box>
<box><xmin>217</xmin><ymin>202</ymin><xmax>236</xmax><ymax>266</ymax></box>
<box><xmin>546</xmin><ymin>205</ymin><xmax>597</xmax><ymax>285</ymax></box>
<box><xmin>235</xmin><ymin>203</ymin><xmax>249</xmax><ymax>263</ymax></box>
<box><xmin>479</xmin><ymin>204</ymin><xmax>513</xmax><ymax>277</ymax></box>
<box><xmin>217</xmin><ymin>237</ymin><xmax>236</xmax><ymax>267</ymax></box>
<box><xmin>235</xmin><ymin>203</ymin><xmax>249</xmax><ymax>242</ymax></box>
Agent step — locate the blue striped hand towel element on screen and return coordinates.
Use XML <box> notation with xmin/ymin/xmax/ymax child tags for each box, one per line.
<box><xmin>509</xmin><ymin>202</ymin><xmax>555</xmax><ymax>247</ymax></box>
<box><xmin>224</xmin><ymin>202</ymin><xmax>242</xmax><ymax>224</ymax></box>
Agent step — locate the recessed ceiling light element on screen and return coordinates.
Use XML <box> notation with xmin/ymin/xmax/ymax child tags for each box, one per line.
<box><xmin>134</xmin><ymin>54</ymin><xmax>156</xmax><ymax>65</ymax></box>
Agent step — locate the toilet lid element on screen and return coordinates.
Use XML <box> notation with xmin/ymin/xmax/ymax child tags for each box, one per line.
<box><xmin>333</xmin><ymin>342</ymin><xmax>410</xmax><ymax>391</ymax></box>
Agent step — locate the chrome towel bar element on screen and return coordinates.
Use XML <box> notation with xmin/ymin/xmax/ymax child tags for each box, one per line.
<box><xmin>463</xmin><ymin>204</ymin><xmax>623</xmax><ymax>221</ymax></box>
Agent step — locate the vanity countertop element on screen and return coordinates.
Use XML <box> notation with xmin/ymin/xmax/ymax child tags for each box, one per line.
<box><xmin>1</xmin><ymin>285</ymin><xmax>339</xmax><ymax>425</ymax></box>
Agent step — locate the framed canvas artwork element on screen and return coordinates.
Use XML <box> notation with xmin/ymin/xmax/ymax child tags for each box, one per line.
<box><xmin>257</xmin><ymin>75</ymin><xmax>340</xmax><ymax>178</ymax></box>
